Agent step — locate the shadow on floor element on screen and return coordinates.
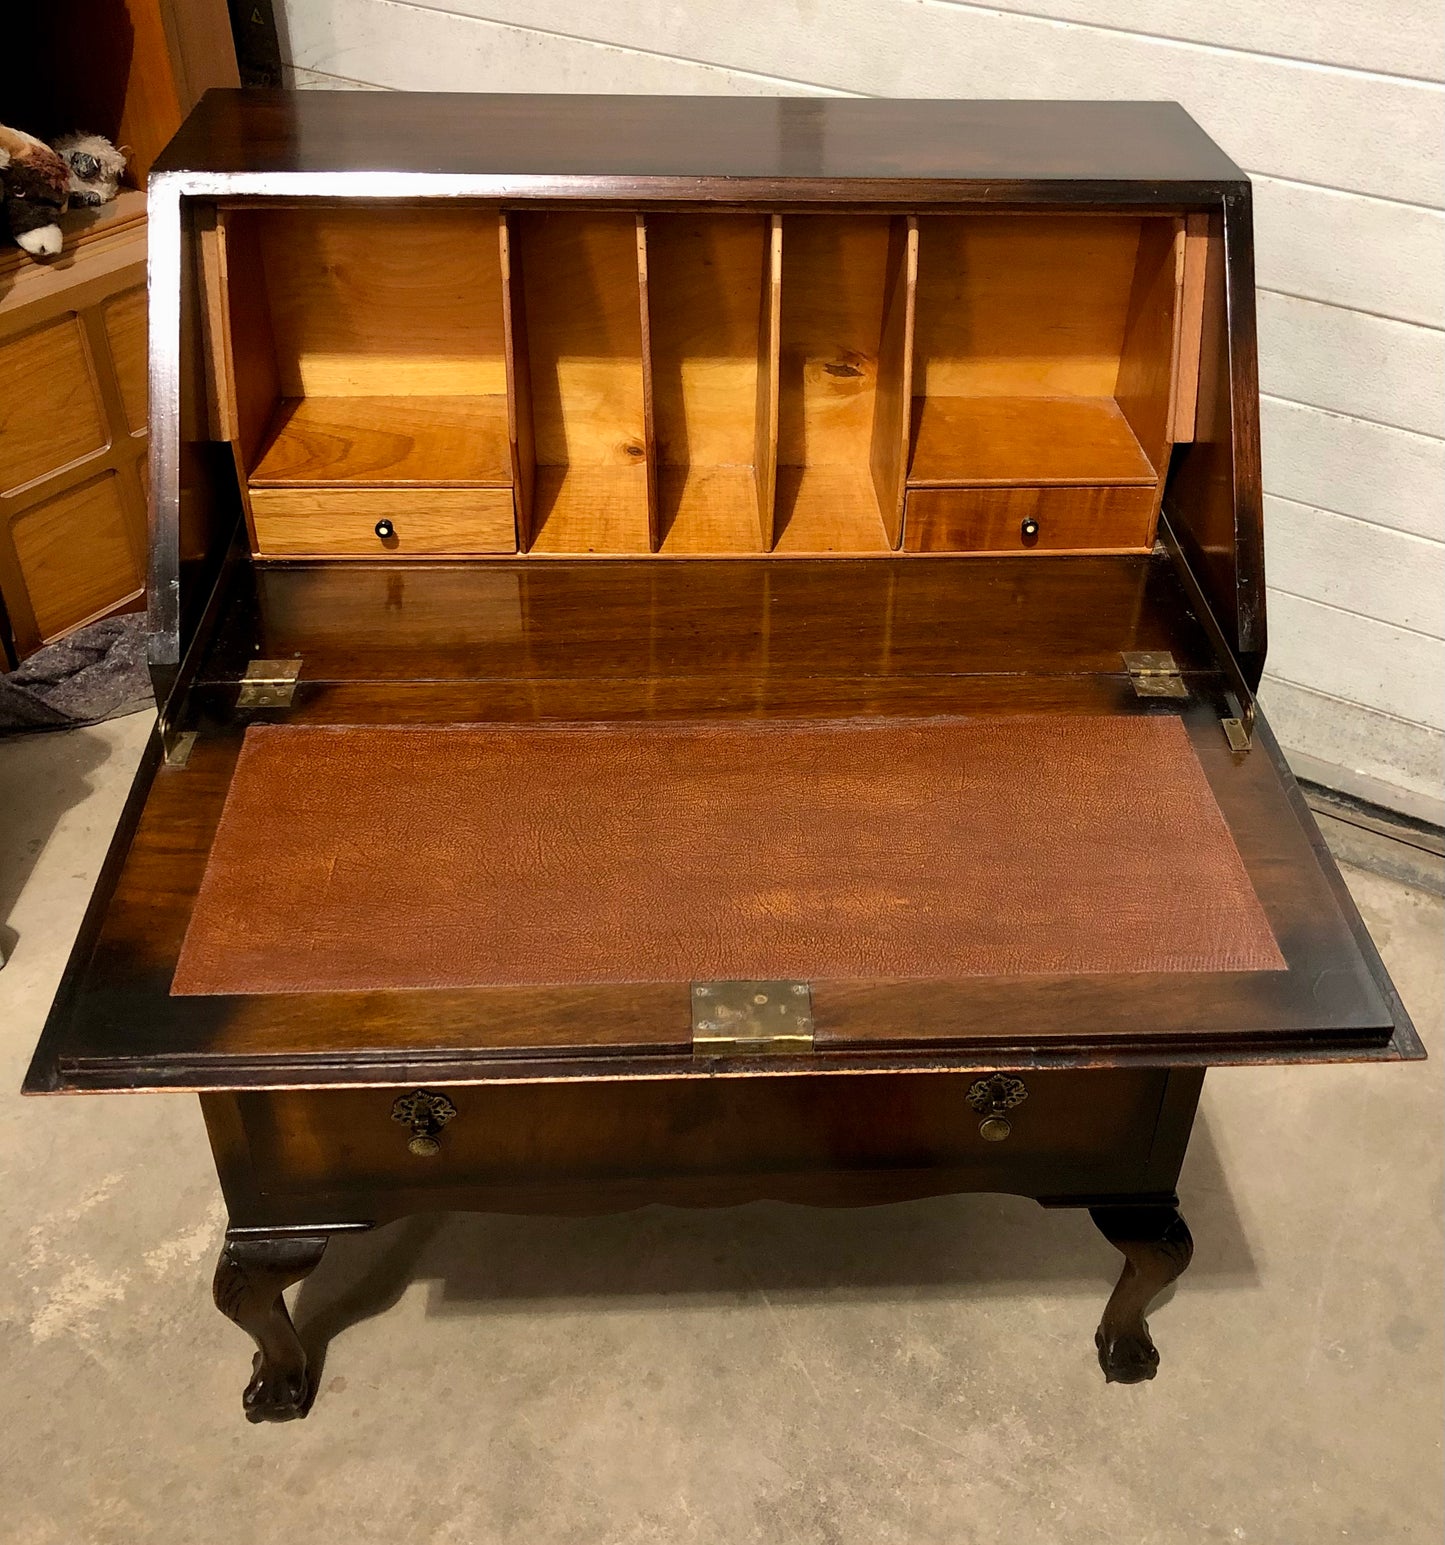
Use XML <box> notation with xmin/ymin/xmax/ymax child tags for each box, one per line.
<box><xmin>0</xmin><ymin>726</ymin><xmax>120</xmax><ymax>963</ymax></box>
<box><xmin>291</xmin><ymin>1110</ymin><xmax>1252</xmax><ymax>1385</ymax></box>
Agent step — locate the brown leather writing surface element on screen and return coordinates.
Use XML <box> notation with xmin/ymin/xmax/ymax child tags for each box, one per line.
<box><xmin>171</xmin><ymin>716</ymin><xmax>1282</xmax><ymax>996</ymax></box>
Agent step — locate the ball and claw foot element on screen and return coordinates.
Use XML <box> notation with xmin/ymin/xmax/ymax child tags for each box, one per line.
<box><xmin>1089</xmin><ymin>1204</ymin><xmax>1193</xmax><ymax>1384</ymax></box>
<box><xmin>213</xmin><ymin>1234</ymin><xmax>329</xmax><ymax>1422</ymax></box>
<box><xmin>242</xmin><ymin>1350</ymin><xmax>314</xmax><ymax>1423</ymax></box>
<box><xmin>1095</xmin><ymin>1325</ymin><xmax>1162</xmax><ymax>1384</ymax></box>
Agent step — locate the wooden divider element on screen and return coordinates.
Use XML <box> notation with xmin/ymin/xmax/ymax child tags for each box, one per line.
<box><xmin>1116</xmin><ymin>217</ymin><xmax>1188</xmax><ymax>533</ymax></box>
<box><xmin>869</xmin><ymin>217</ymin><xmax>918</xmax><ymax>550</ymax></box>
<box><xmin>637</xmin><ymin>216</ymin><xmax>659</xmax><ymax>554</ymax></box>
<box><xmin>1171</xmin><ymin>214</ymin><xmax>1211</xmax><ymax>445</ymax></box>
<box><xmin>499</xmin><ymin>213</ymin><xmax>535</xmax><ymax>549</ymax></box>
<box><xmin>197</xmin><ymin>209</ymin><xmax>266</xmax><ymax>550</ymax></box>
<box><xmin>755</xmin><ymin>216</ymin><xmax>783</xmax><ymax>550</ymax></box>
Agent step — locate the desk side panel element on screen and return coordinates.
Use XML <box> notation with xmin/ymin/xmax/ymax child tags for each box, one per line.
<box><xmin>1162</xmin><ymin>189</ymin><xmax>1266</xmax><ymax>683</ymax></box>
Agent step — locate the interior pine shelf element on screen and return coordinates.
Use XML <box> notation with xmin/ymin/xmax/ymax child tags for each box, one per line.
<box><xmin>908</xmin><ymin>396</ymin><xmax>1157</xmax><ymax>488</ymax></box>
<box><xmin>773</xmin><ymin>467</ymin><xmax>892</xmax><ymax>554</ymax></box>
<box><xmin>527</xmin><ymin>465</ymin><xmax>653</xmax><ymax>554</ymax></box>
<box><xmin>657</xmin><ymin>466</ymin><xmax>767</xmax><ymax>554</ymax></box>
<box><xmin>249</xmin><ymin>395</ymin><xmax>513</xmax><ymax>487</ymax></box>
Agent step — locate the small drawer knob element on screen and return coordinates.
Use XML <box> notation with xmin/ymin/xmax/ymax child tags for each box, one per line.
<box><xmin>375</xmin><ymin>519</ymin><xmax>395</xmax><ymax>541</ymax></box>
<box><xmin>391</xmin><ymin>1089</ymin><xmax>456</xmax><ymax>1158</ymax></box>
<box><xmin>967</xmin><ymin>1073</ymin><xmax>1029</xmax><ymax>1144</ymax></box>
<box><xmin>1020</xmin><ymin>517</ymin><xmax>1040</xmax><ymax>543</ymax></box>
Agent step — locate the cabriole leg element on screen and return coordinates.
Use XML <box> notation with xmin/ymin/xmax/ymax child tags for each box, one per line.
<box><xmin>212</xmin><ymin>1232</ymin><xmax>329</xmax><ymax>1422</ymax></box>
<box><xmin>1089</xmin><ymin>1203</ymin><xmax>1193</xmax><ymax>1384</ymax></box>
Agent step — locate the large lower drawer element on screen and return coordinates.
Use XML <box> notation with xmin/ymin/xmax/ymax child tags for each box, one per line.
<box><xmin>903</xmin><ymin>484</ymin><xmax>1156</xmax><ymax>554</ymax></box>
<box><xmin>224</xmin><ymin>1070</ymin><xmax>1173</xmax><ymax>1213</ymax></box>
<box><xmin>249</xmin><ymin>485</ymin><xmax>517</xmax><ymax>556</ymax></box>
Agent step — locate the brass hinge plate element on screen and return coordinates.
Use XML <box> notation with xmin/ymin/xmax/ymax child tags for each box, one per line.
<box><xmin>1122</xmin><ymin>651</ymin><xmax>1189</xmax><ymax>700</ymax></box>
<box><xmin>692</xmin><ymin>981</ymin><xmax>814</xmax><ymax>1056</ymax></box>
<box><xmin>236</xmin><ymin>658</ymin><xmax>301</xmax><ymax>708</ymax></box>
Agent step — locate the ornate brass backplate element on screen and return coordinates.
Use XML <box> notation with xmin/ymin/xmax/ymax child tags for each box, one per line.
<box><xmin>390</xmin><ymin>1089</ymin><xmax>457</xmax><ymax>1157</ymax></box>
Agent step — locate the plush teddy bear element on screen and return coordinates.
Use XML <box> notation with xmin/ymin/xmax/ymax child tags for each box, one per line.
<box><xmin>0</xmin><ymin>123</ymin><xmax>70</xmax><ymax>258</ymax></box>
<box><xmin>53</xmin><ymin>131</ymin><xmax>127</xmax><ymax>208</ymax></box>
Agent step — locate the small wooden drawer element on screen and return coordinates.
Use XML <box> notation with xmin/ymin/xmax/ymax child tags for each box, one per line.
<box><xmin>903</xmin><ymin>484</ymin><xmax>1156</xmax><ymax>554</ymax></box>
<box><xmin>249</xmin><ymin>486</ymin><xmax>517</xmax><ymax>557</ymax></box>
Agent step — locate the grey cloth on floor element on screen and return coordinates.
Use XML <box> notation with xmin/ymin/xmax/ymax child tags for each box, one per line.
<box><xmin>0</xmin><ymin>613</ymin><xmax>153</xmax><ymax>732</ymax></box>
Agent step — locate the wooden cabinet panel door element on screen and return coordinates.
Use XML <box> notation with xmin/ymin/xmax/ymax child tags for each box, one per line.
<box><xmin>0</xmin><ymin>221</ymin><xmax>149</xmax><ymax>662</ymax></box>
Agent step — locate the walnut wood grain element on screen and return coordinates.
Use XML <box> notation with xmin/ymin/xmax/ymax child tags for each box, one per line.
<box><xmin>236</xmin><ymin>206</ymin><xmax>510</xmax><ymax>401</ymax></box>
<box><xmin>1162</xmin><ymin>197</ymin><xmax>1266</xmax><ymax>678</ymax></box>
<box><xmin>205</xmin><ymin>553</ymin><xmax>1215</xmax><ymax>684</ymax></box>
<box><xmin>913</xmin><ymin>215</ymin><xmax>1151</xmax><ymax>405</ymax></box>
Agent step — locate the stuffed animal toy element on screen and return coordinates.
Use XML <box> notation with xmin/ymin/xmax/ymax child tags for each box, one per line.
<box><xmin>53</xmin><ymin>131</ymin><xmax>127</xmax><ymax>208</ymax></box>
<box><xmin>0</xmin><ymin>123</ymin><xmax>69</xmax><ymax>258</ymax></box>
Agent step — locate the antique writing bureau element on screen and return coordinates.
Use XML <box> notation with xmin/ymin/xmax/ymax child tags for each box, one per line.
<box><xmin>25</xmin><ymin>93</ymin><xmax>1422</xmax><ymax>1421</ymax></box>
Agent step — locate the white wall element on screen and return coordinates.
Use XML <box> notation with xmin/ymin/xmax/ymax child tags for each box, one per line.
<box><xmin>274</xmin><ymin>0</ymin><xmax>1445</xmax><ymax>822</ymax></box>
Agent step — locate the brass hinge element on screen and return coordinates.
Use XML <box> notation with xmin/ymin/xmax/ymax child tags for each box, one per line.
<box><xmin>1122</xmin><ymin>651</ymin><xmax>1188</xmax><ymax>700</ymax></box>
<box><xmin>692</xmin><ymin>981</ymin><xmax>814</xmax><ymax>1056</ymax></box>
<box><xmin>1123</xmin><ymin>651</ymin><xmax>1251</xmax><ymax>750</ymax></box>
<box><xmin>162</xmin><ymin>729</ymin><xmax>198</xmax><ymax>767</ymax></box>
<box><xmin>1221</xmin><ymin>713</ymin><xmax>1251</xmax><ymax>753</ymax></box>
<box><xmin>236</xmin><ymin>658</ymin><xmax>301</xmax><ymax>708</ymax></box>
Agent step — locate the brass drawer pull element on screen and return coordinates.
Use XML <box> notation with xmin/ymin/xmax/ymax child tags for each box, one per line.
<box><xmin>391</xmin><ymin>1089</ymin><xmax>457</xmax><ymax>1157</ymax></box>
<box><xmin>967</xmin><ymin>1073</ymin><xmax>1028</xmax><ymax>1142</ymax></box>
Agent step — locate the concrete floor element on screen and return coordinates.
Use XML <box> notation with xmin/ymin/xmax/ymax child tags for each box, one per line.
<box><xmin>1</xmin><ymin>713</ymin><xmax>1440</xmax><ymax>1545</ymax></box>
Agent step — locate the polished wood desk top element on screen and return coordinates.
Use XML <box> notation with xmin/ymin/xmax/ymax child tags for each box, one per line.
<box><xmin>156</xmin><ymin>92</ymin><xmax>1245</xmax><ymax>192</ymax></box>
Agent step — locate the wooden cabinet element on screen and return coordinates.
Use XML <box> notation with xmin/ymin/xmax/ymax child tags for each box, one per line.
<box><xmin>25</xmin><ymin>93</ymin><xmax>1420</xmax><ymax>1424</ymax></box>
<box><xmin>0</xmin><ymin>0</ymin><xmax>238</xmax><ymax>663</ymax></box>
<box><xmin>0</xmin><ymin>202</ymin><xmax>149</xmax><ymax>660</ymax></box>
